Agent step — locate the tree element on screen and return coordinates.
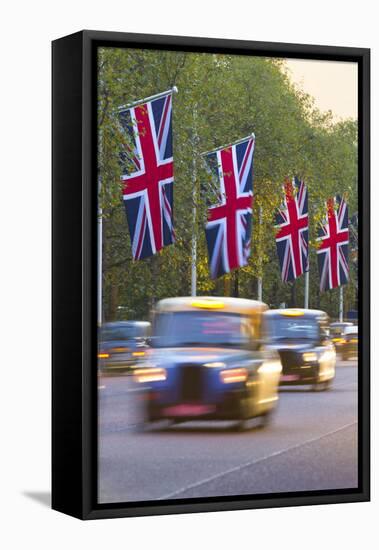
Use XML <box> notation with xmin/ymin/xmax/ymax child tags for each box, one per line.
<box><xmin>97</xmin><ymin>48</ymin><xmax>358</xmax><ymax>321</ymax></box>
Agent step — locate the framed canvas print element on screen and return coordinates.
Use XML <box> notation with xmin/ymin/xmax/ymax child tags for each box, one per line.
<box><xmin>52</xmin><ymin>30</ymin><xmax>370</xmax><ymax>519</ymax></box>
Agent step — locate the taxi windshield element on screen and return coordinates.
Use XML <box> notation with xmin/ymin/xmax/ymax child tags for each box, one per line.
<box><xmin>101</xmin><ymin>325</ymin><xmax>147</xmax><ymax>341</ymax></box>
<box><xmin>267</xmin><ymin>317</ymin><xmax>319</xmax><ymax>340</ymax></box>
<box><xmin>152</xmin><ymin>311</ymin><xmax>252</xmax><ymax>348</ymax></box>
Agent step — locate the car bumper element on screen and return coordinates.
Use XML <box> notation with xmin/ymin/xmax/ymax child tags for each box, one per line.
<box><xmin>144</xmin><ymin>389</ymin><xmax>249</xmax><ymax>421</ymax></box>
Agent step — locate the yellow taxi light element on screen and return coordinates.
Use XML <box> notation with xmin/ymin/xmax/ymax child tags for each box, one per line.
<box><xmin>220</xmin><ymin>368</ymin><xmax>248</xmax><ymax>384</ymax></box>
<box><xmin>279</xmin><ymin>309</ymin><xmax>304</xmax><ymax>317</ymax></box>
<box><xmin>132</xmin><ymin>351</ymin><xmax>146</xmax><ymax>357</ymax></box>
<box><xmin>191</xmin><ymin>299</ymin><xmax>224</xmax><ymax>310</ymax></box>
<box><xmin>98</xmin><ymin>353</ymin><xmax>109</xmax><ymax>359</ymax></box>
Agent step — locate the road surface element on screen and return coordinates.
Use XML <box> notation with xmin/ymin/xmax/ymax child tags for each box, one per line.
<box><xmin>98</xmin><ymin>360</ymin><xmax>358</xmax><ymax>503</ymax></box>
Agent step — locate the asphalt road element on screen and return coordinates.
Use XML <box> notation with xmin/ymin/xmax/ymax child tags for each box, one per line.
<box><xmin>98</xmin><ymin>360</ymin><xmax>358</xmax><ymax>503</ymax></box>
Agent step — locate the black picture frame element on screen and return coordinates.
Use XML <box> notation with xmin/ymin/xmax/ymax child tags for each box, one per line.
<box><xmin>52</xmin><ymin>30</ymin><xmax>370</xmax><ymax>520</ymax></box>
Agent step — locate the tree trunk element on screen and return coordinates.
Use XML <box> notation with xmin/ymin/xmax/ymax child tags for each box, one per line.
<box><xmin>290</xmin><ymin>280</ymin><xmax>297</xmax><ymax>308</ymax></box>
<box><xmin>232</xmin><ymin>271</ymin><xmax>239</xmax><ymax>297</ymax></box>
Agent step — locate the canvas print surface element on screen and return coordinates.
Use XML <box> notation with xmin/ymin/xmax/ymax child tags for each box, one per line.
<box><xmin>96</xmin><ymin>47</ymin><xmax>358</xmax><ymax>504</ymax></box>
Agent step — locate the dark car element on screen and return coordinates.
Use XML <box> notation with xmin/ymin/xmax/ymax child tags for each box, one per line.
<box><xmin>133</xmin><ymin>297</ymin><xmax>282</xmax><ymax>431</ymax></box>
<box><xmin>330</xmin><ymin>321</ymin><xmax>353</xmax><ymax>355</ymax></box>
<box><xmin>340</xmin><ymin>326</ymin><xmax>358</xmax><ymax>360</ymax></box>
<box><xmin>264</xmin><ymin>308</ymin><xmax>336</xmax><ymax>390</ymax></box>
<box><xmin>98</xmin><ymin>321</ymin><xmax>151</xmax><ymax>374</ymax></box>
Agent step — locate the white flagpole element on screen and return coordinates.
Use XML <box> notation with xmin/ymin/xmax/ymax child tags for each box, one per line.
<box><xmin>257</xmin><ymin>206</ymin><xmax>263</xmax><ymax>301</ymax></box>
<box><xmin>97</xmin><ymin>202</ymin><xmax>103</xmax><ymax>327</ymax></box>
<box><xmin>191</xmin><ymin>105</ymin><xmax>198</xmax><ymax>297</ymax></box>
<box><xmin>201</xmin><ymin>133</ymin><xmax>255</xmax><ymax>157</ymax></box>
<box><xmin>98</xmin><ymin>127</ymin><xmax>103</xmax><ymax>327</ymax></box>
<box><xmin>339</xmin><ymin>286</ymin><xmax>344</xmax><ymax>322</ymax></box>
<box><xmin>304</xmin><ymin>270</ymin><xmax>309</xmax><ymax>309</ymax></box>
<box><xmin>118</xmin><ymin>86</ymin><xmax>178</xmax><ymax>112</ymax></box>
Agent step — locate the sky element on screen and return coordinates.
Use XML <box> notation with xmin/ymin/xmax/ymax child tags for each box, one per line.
<box><xmin>284</xmin><ymin>59</ymin><xmax>358</xmax><ymax>121</ymax></box>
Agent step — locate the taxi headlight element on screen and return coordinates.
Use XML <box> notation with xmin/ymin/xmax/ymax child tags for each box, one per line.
<box><xmin>302</xmin><ymin>352</ymin><xmax>317</xmax><ymax>362</ymax></box>
<box><xmin>319</xmin><ymin>349</ymin><xmax>336</xmax><ymax>363</ymax></box>
<box><xmin>257</xmin><ymin>361</ymin><xmax>282</xmax><ymax>374</ymax></box>
<box><xmin>220</xmin><ymin>368</ymin><xmax>248</xmax><ymax>384</ymax></box>
<box><xmin>133</xmin><ymin>367</ymin><xmax>167</xmax><ymax>383</ymax></box>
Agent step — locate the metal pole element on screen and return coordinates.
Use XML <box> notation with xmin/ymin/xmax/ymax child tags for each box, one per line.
<box><xmin>257</xmin><ymin>277</ymin><xmax>262</xmax><ymax>302</ymax></box>
<box><xmin>97</xmin><ymin>125</ymin><xmax>103</xmax><ymax>327</ymax></box>
<box><xmin>191</xmin><ymin>106</ymin><xmax>198</xmax><ymax>297</ymax></box>
<box><xmin>191</xmin><ymin>156</ymin><xmax>197</xmax><ymax>297</ymax></box>
<box><xmin>304</xmin><ymin>270</ymin><xmax>309</xmax><ymax>309</ymax></box>
<box><xmin>97</xmin><ymin>189</ymin><xmax>103</xmax><ymax>327</ymax></box>
<box><xmin>339</xmin><ymin>286</ymin><xmax>344</xmax><ymax>322</ymax></box>
<box><xmin>201</xmin><ymin>133</ymin><xmax>255</xmax><ymax>157</ymax></box>
<box><xmin>118</xmin><ymin>86</ymin><xmax>178</xmax><ymax>112</ymax></box>
<box><xmin>257</xmin><ymin>206</ymin><xmax>263</xmax><ymax>301</ymax></box>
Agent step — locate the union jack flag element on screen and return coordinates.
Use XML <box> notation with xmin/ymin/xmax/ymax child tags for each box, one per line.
<box><xmin>119</xmin><ymin>91</ymin><xmax>175</xmax><ymax>260</ymax></box>
<box><xmin>275</xmin><ymin>177</ymin><xmax>309</xmax><ymax>282</ymax></box>
<box><xmin>317</xmin><ymin>196</ymin><xmax>349</xmax><ymax>291</ymax></box>
<box><xmin>204</xmin><ymin>136</ymin><xmax>255</xmax><ymax>279</ymax></box>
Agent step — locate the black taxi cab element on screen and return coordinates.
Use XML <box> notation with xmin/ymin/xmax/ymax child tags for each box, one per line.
<box><xmin>98</xmin><ymin>321</ymin><xmax>150</xmax><ymax>374</ymax></box>
<box><xmin>330</xmin><ymin>321</ymin><xmax>353</xmax><ymax>355</ymax></box>
<box><xmin>263</xmin><ymin>308</ymin><xmax>336</xmax><ymax>390</ymax></box>
<box><xmin>133</xmin><ymin>297</ymin><xmax>282</xmax><ymax>430</ymax></box>
<box><xmin>340</xmin><ymin>325</ymin><xmax>358</xmax><ymax>360</ymax></box>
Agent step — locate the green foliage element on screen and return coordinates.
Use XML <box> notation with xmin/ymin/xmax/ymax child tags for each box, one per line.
<box><xmin>98</xmin><ymin>48</ymin><xmax>358</xmax><ymax>322</ymax></box>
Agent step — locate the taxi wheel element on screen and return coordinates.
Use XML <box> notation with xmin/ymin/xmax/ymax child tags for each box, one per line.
<box><xmin>258</xmin><ymin>409</ymin><xmax>275</xmax><ymax>429</ymax></box>
<box><xmin>312</xmin><ymin>380</ymin><xmax>330</xmax><ymax>392</ymax></box>
<box><xmin>233</xmin><ymin>398</ymin><xmax>252</xmax><ymax>431</ymax></box>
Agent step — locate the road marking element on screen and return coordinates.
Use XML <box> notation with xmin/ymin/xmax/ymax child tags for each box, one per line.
<box><xmin>98</xmin><ymin>385</ymin><xmax>106</xmax><ymax>390</ymax></box>
<box><xmin>156</xmin><ymin>421</ymin><xmax>358</xmax><ymax>500</ymax></box>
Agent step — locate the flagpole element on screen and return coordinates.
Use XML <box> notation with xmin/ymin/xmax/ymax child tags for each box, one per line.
<box><xmin>257</xmin><ymin>206</ymin><xmax>263</xmax><ymax>301</ymax></box>
<box><xmin>118</xmin><ymin>86</ymin><xmax>178</xmax><ymax>112</ymax></box>
<box><xmin>98</xmin><ymin>127</ymin><xmax>103</xmax><ymax>327</ymax></box>
<box><xmin>191</xmin><ymin>105</ymin><xmax>198</xmax><ymax>297</ymax></box>
<box><xmin>201</xmin><ymin>133</ymin><xmax>255</xmax><ymax>157</ymax></box>
<box><xmin>339</xmin><ymin>286</ymin><xmax>344</xmax><ymax>322</ymax></box>
<box><xmin>97</xmin><ymin>201</ymin><xmax>103</xmax><ymax>327</ymax></box>
<box><xmin>304</xmin><ymin>270</ymin><xmax>309</xmax><ymax>309</ymax></box>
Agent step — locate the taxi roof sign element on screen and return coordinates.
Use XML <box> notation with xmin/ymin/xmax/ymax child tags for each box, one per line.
<box><xmin>279</xmin><ymin>309</ymin><xmax>305</xmax><ymax>317</ymax></box>
<box><xmin>191</xmin><ymin>299</ymin><xmax>225</xmax><ymax>310</ymax></box>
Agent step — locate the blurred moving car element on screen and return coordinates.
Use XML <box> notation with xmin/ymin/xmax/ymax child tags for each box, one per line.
<box><xmin>134</xmin><ymin>297</ymin><xmax>282</xmax><ymax>430</ymax></box>
<box><xmin>330</xmin><ymin>321</ymin><xmax>353</xmax><ymax>355</ymax></box>
<box><xmin>98</xmin><ymin>321</ymin><xmax>151</xmax><ymax>374</ymax></box>
<box><xmin>264</xmin><ymin>309</ymin><xmax>336</xmax><ymax>391</ymax></box>
<box><xmin>340</xmin><ymin>325</ymin><xmax>358</xmax><ymax>360</ymax></box>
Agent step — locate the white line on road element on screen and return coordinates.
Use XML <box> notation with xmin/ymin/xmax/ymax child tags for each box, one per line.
<box><xmin>156</xmin><ymin>421</ymin><xmax>358</xmax><ymax>500</ymax></box>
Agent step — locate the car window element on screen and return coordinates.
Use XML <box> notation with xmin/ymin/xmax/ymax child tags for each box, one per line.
<box><xmin>344</xmin><ymin>326</ymin><xmax>358</xmax><ymax>335</ymax></box>
<box><xmin>266</xmin><ymin>317</ymin><xmax>319</xmax><ymax>340</ymax></box>
<box><xmin>101</xmin><ymin>325</ymin><xmax>147</xmax><ymax>340</ymax></box>
<box><xmin>152</xmin><ymin>311</ymin><xmax>253</xmax><ymax>348</ymax></box>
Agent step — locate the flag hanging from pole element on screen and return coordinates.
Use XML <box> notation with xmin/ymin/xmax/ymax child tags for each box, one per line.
<box><xmin>317</xmin><ymin>195</ymin><xmax>349</xmax><ymax>291</ymax></box>
<box><xmin>119</xmin><ymin>89</ymin><xmax>175</xmax><ymax>260</ymax></box>
<box><xmin>275</xmin><ymin>177</ymin><xmax>309</xmax><ymax>282</ymax></box>
<box><xmin>204</xmin><ymin>135</ymin><xmax>255</xmax><ymax>279</ymax></box>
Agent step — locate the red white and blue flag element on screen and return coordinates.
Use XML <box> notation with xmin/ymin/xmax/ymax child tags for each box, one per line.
<box><xmin>204</xmin><ymin>136</ymin><xmax>255</xmax><ymax>279</ymax></box>
<box><xmin>275</xmin><ymin>177</ymin><xmax>309</xmax><ymax>282</ymax></box>
<box><xmin>317</xmin><ymin>196</ymin><xmax>349</xmax><ymax>291</ymax></box>
<box><xmin>119</xmin><ymin>91</ymin><xmax>175</xmax><ymax>260</ymax></box>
